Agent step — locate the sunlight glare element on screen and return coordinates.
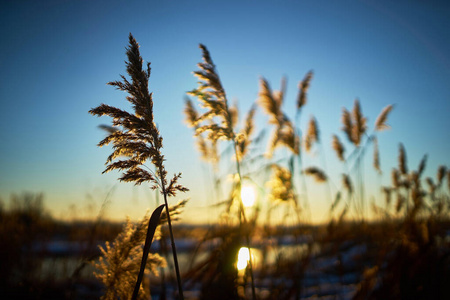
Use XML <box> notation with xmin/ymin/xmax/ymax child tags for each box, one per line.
<box><xmin>241</xmin><ymin>185</ymin><xmax>256</xmax><ymax>208</ymax></box>
<box><xmin>237</xmin><ymin>247</ymin><xmax>250</xmax><ymax>271</ymax></box>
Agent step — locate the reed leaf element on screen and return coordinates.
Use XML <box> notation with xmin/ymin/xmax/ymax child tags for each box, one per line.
<box><xmin>132</xmin><ymin>204</ymin><xmax>165</xmax><ymax>300</ymax></box>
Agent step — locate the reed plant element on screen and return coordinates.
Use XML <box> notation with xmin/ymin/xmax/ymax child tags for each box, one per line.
<box><xmin>90</xmin><ymin>34</ymin><xmax>188</xmax><ymax>299</ymax></box>
<box><xmin>186</xmin><ymin>44</ymin><xmax>258</xmax><ymax>299</ymax></box>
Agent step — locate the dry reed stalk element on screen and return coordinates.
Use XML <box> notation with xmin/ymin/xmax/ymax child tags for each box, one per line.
<box><xmin>373</xmin><ymin>136</ymin><xmax>381</xmax><ymax>173</ymax></box>
<box><xmin>398</xmin><ymin>143</ymin><xmax>408</xmax><ymax>175</ymax></box>
<box><xmin>236</xmin><ymin>105</ymin><xmax>256</xmax><ymax>160</ymax></box>
<box><xmin>391</xmin><ymin>169</ymin><xmax>400</xmax><ymax>188</ymax></box>
<box><xmin>383</xmin><ymin>187</ymin><xmax>392</xmax><ymax>206</ymax></box>
<box><xmin>267</xmin><ymin>165</ymin><xmax>297</xmax><ymax>203</ymax></box>
<box><xmin>411</xmin><ymin>186</ymin><xmax>425</xmax><ymax>210</ymax></box>
<box><xmin>417</xmin><ymin>154</ymin><xmax>428</xmax><ymax>177</ymax></box>
<box><xmin>331</xmin><ymin>192</ymin><xmax>342</xmax><ymax>212</ymax></box>
<box><xmin>296</xmin><ymin>71</ymin><xmax>313</xmax><ymax>112</ymax></box>
<box><xmin>229</xmin><ymin>101</ymin><xmax>239</xmax><ymax>130</ymax></box>
<box><xmin>342</xmin><ymin>174</ymin><xmax>353</xmax><ymax>194</ymax></box>
<box><xmin>437</xmin><ymin>165</ymin><xmax>447</xmax><ymax>186</ymax></box>
<box><xmin>188</xmin><ymin>44</ymin><xmax>234</xmax><ymax>142</ymax></box>
<box><xmin>258</xmin><ymin>78</ymin><xmax>281</xmax><ymax>125</ymax></box>
<box><xmin>341</xmin><ymin>108</ymin><xmax>354</xmax><ymax>144</ymax></box>
<box><xmin>410</xmin><ymin>171</ymin><xmax>419</xmax><ymax>187</ymax></box>
<box><xmin>426</xmin><ymin>177</ymin><xmax>436</xmax><ymax>195</ymax></box>
<box><xmin>90</xmin><ymin>34</ymin><xmax>187</xmax><ymax>300</ymax></box>
<box><xmin>374</xmin><ymin>105</ymin><xmax>394</xmax><ymax>131</ymax></box>
<box><xmin>93</xmin><ymin>214</ymin><xmax>166</xmax><ymax>300</ymax></box>
<box><xmin>184</xmin><ymin>98</ymin><xmax>220</xmax><ymax>166</ymax></box>
<box><xmin>275</xmin><ymin>76</ymin><xmax>287</xmax><ymax>106</ymax></box>
<box><xmin>396</xmin><ymin>194</ymin><xmax>405</xmax><ymax>213</ymax></box>
<box><xmin>184</xmin><ymin>98</ymin><xmax>199</xmax><ymax>127</ymax></box>
<box><xmin>258</xmin><ymin>77</ymin><xmax>299</xmax><ymax>156</ymax></box>
<box><xmin>305</xmin><ymin>116</ymin><xmax>319</xmax><ymax>152</ymax></box>
<box><xmin>303</xmin><ymin>167</ymin><xmax>328</xmax><ymax>183</ymax></box>
<box><xmin>351</xmin><ymin>99</ymin><xmax>367</xmax><ymax>147</ymax></box>
<box><xmin>331</xmin><ymin>134</ymin><xmax>345</xmax><ymax>161</ymax></box>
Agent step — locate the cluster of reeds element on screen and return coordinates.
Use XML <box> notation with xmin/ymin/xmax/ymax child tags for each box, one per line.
<box><xmin>183</xmin><ymin>45</ymin><xmax>331</xmax><ymax>298</ymax></box>
<box><xmin>89</xmin><ymin>35</ymin><xmax>449</xmax><ymax>299</ymax></box>
<box><xmin>184</xmin><ymin>43</ymin><xmax>449</xmax><ymax>299</ymax></box>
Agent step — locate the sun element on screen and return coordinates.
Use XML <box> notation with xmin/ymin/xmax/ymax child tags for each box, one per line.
<box><xmin>237</xmin><ymin>247</ymin><xmax>250</xmax><ymax>271</ymax></box>
<box><xmin>241</xmin><ymin>185</ymin><xmax>256</xmax><ymax>208</ymax></box>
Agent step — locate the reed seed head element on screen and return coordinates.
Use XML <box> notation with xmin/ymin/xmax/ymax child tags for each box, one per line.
<box><xmin>373</xmin><ymin>136</ymin><xmax>381</xmax><ymax>174</ymax></box>
<box><xmin>89</xmin><ymin>34</ymin><xmax>188</xmax><ymax>197</ymax></box>
<box><xmin>267</xmin><ymin>165</ymin><xmax>296</xmax><ymax>203</ymax></box>
<box><xmin>331</xmin><ymin>134</ymin><xmax>345</xmax><ymax>161</ymax></box>
<box><xmin>351</xmin><ymin>99</ymin><xmax>367</xmax><ymax>146</ymax></box>
<box><xmin>426</xmin><ymin>177</ymin><xmax>435</xmax><ymax>195</ymax></box>
<box><xmin>391</xmin><ymin>169</ymin><xmax>400</xmax><ymax>188</ymax></box>
<box><xmin>184</xmin><ymin>98</ymin><xmax>199</xmax><ymax>127</ymax></box>
<box><xmin>383</xmin><ymin>187</ymin><xmax>392</xmax><ymax>206</ymax></box>
<box><xmin>398</xmin><ymin>143</ymin><xmax>408</xmax><ymax>175</ymax></box>
<box><xmin>236</xmin><ymin>105</ymin><xmax>256</xmax><ymax>160</ymax></box>
<box><xmin>303</xmin><ymin>167</ymin><xmax>328</xmax><ymax>183</ymax></box>
<box><xmin>417</xmin><ymin>154</ymin><xmax>428</xmax><ymax>177</ymax></box>
<box><xmin>188</xmin><ymin>44</ymin><xmax>235</xmax><ymax>142</ymax></box>
<box><xmin>375</xmin><ymin>104</ymin><xmax>394</xmax><ymax>131</ymax></box>
<box><xmin>437</xmin><ymin>165</ymin><xmax>447</xmax><ymax>186</ymax></box>
<box><xmin>396</xmin><ymin>194</ymin><xmax>405</xmax><ymax>213</ymax></box>
<box><xmin>341</xmin><ymin>108</ymin><xmax>354</xmax><ymax>144</ymax></box>
<box><xmin>342</xmin><ymin>174</ymin><xmax>353</xmax><ymax>194</ymax></box>
<box><xmin>296</xmin><ymin>70</ymin><xmax>313</xmax><ymax>112</ymax></box>
<box><xmin>258</xmin><ymin>77</ymin><xmax>284</xmax><ymax>126</ymax></box>
<box><xmin>305</xmin><ymin>116</ymin><xmax>320</xmax><ymax>153</ymax></box>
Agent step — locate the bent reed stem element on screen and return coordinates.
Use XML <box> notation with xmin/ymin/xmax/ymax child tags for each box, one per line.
<box><xmin>160</xmin><ymin>167</ymin><xmax>184</xmax><ymax>300</ymax></box>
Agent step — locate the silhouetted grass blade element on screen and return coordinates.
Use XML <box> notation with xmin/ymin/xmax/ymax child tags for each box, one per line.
<box><xmin>132</xmin><ymin>204</ymin><xmax>165</xmax><ymax>300</ymax></box>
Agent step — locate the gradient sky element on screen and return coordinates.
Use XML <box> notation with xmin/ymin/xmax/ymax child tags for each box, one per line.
<box><xmin>1</xmin><ymin>0</ymin><xmax>449</xmax><ymax>223</ymax></box>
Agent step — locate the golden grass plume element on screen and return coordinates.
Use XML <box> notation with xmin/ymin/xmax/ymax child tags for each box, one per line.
<box><xmin>332</xmin><ymin>134</ymin><xmax>345</xmax><ymax>161</ymax></box>
<box><xmin>296</xmin><ymin>70</ymin><xmax>313</xmax><ymax>111</ymax></box>
<box><xmin>375</xmin><ymin>104</ymin><xmax>394</xmax><ymax>131</ymax></box>
<box><xmin>303</xmin><ymin>167</ymin><xmax>328</xmax><ymax>183</ymax></box>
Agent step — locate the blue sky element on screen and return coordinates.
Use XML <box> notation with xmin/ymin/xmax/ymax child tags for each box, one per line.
<box><xmin>1</xmin><ymin>0</ymin><xmax>449</xmax><ymax>223</ymax></box>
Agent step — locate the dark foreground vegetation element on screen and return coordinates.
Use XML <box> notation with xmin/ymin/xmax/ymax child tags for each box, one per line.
<box><xmin>1</xmin><ymin>193</ymin><xmax>449</xmax><ymax>300</ymax></box>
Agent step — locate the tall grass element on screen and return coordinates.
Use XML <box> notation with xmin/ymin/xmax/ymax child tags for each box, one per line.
<box><xmin>85</xmin><ymin>35</ymin><xmax>449</xmax><ymax>299</ymax></box>
<box><xmin>183</xmin><ymin>43</ymin><xmax>449</xmax><ymax>299</ymax></box>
